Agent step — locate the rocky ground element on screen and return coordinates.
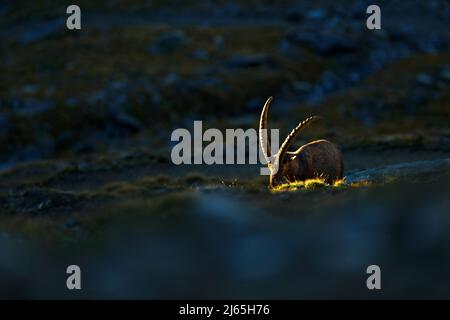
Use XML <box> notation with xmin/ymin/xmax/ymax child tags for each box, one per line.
<box><xmin>1</xmin><ymin>0</ymin><xmax>450</xmax><ymax>298</ymax></box>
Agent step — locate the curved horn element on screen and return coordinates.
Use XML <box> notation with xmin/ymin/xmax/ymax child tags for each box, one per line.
<box><xmin>276</xmin><ymin>116</ymin><xmax>321</xmax><ymax>163</ymax></box>
<box><xmin>259</xmin><ymin>96</ymin><xmax>273</xmax><ymax>164</ymax></box>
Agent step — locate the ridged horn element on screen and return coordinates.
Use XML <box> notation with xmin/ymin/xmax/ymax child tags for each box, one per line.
<box><xmin>276</xmin><ymin>116</ymin><xmax>321</xmax><ymax>163</ymax></box>
<box><xmin>259</xmin><ymin>96</ymin><xmax>273</xmax><ymax>164</ymax></box>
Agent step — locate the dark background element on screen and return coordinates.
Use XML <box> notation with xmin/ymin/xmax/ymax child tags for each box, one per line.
<box><xmin>0</xmin><ymin>0</ymin><xmax>450</xmax><ymax>299</ymax></box>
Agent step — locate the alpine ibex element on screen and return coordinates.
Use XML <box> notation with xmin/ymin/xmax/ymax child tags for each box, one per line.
<box><xmin>259</xmin><ymin>96</ymin><xmax>344</xmax><ymax>188</ymax></box>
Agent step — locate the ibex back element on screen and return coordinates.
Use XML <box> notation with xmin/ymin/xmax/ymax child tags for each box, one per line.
<box><xmin>259</xmin><ymin>96</ymin><xmax>344</xmax><ymax>188</ymax></box>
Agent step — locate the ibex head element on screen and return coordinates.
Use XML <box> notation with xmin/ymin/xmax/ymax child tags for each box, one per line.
<box><xmin>259</xmin><ymin>96</ymin><xmax>344</xmax><ymax>188</ymax></box>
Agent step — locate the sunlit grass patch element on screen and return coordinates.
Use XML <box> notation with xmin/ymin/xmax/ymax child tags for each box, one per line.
<box><xmin>304</xmin><ymin>178</ymin><xmax>328</xmax><ymax>189</ymax></box>
<box><xmin>332</xmin><ymin>179</ymin><xmax>348</xmax><ymax>188</ymax></box>
<box><xmin>271</xmin><ymin>177</ymin><xmax>374</xmax><ymax>192</ymax></box>
<box><xmin>272</xmin><ymin>178</ymin><xmax>330</xmax><ymax>192</ymax></box>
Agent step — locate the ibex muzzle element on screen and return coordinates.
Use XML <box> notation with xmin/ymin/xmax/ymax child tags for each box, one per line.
<box><xmin>259</xmin><ymin>96</ymin><xmax>344</xmax><ymax>188</ymax></box>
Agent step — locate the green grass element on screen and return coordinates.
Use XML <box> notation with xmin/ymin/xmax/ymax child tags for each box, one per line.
<box><xmin>272</xmin><ymin>178</ymin><xmax>338</xmax><ymax>192</ymax></box>
<box><xmin>271</xmin><ymin>177</ymin><xmax>375</xmax><ymax>192</ymax></box>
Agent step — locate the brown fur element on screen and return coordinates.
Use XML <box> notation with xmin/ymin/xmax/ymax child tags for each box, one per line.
<box><xmin>259</xmin><ymin>96</ymin><xmax>344</xmax><ymax>188</ymax></box>
<box><xmin>270</xmin><ymin>140</ymin><xmax>344</xmax><ymax>187</ymax></box>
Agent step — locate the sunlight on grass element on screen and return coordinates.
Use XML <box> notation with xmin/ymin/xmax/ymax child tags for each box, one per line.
<box><xmin>272</xmin><ymin>178</ymin><xmax>329</xmax><ymax>192</ymax></box>
<box><xmin>271</xmin><ymin>177</ymin><xmax>372</xmax><ymax>192</ymax></box>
